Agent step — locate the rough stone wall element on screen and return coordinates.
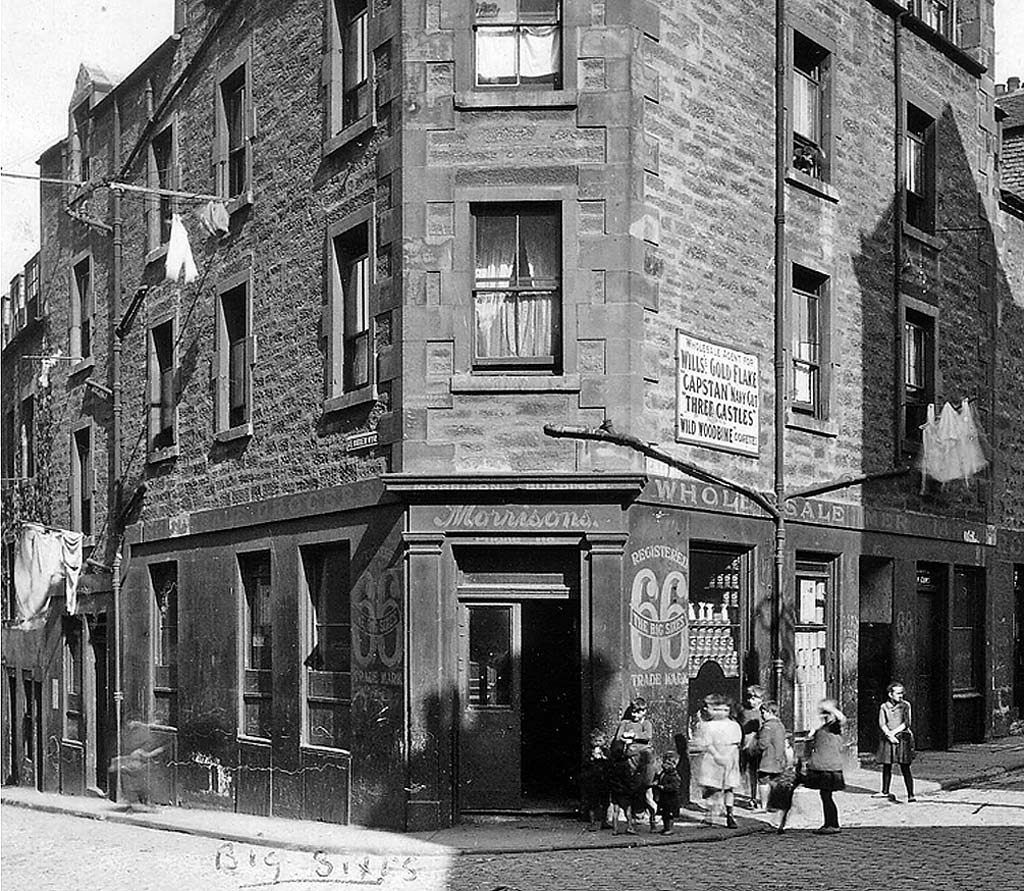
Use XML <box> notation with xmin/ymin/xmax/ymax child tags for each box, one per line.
<box><xmin>40</xmin><ymin>0</ymin><xmax>397</xmax><ymax>536</ymax></box>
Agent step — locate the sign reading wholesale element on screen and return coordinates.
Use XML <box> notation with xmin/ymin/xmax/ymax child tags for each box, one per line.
<box><xmin>675</xmin><ymin>331</ymin><xmax>759</xmax><ymax>457</ymax></box>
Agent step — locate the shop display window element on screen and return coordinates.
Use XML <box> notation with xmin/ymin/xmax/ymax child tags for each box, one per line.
<box><xmin>793</xmin><ymin>556</ymin><xmax>834</xmax><ymax>734</ymax></box>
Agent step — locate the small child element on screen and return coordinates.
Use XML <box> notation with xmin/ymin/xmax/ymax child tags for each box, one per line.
<box><xmin>580</xmin><ymin>731</ymin><xmax>611</xmax><ymax>830</ymax></box>
<box><xmin>654</xmin><ymin>751</ymin><xmax>682</xmax><ymax>834</ymax></box>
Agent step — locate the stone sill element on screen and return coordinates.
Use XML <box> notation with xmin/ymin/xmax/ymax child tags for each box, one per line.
<box><xmin>68</xmin><ymin>357</ymin><xmax>96</xmax><ymax>380</ymax></box>
<box><xmin>213</xmin><ymin>421</ymin><xmax>252</xmax><ymax>444</ymax></box>
<box><xmin>225</xmin><ymin>190</ymin><xmax>254</xmax><ymax>216</ymax></box>
<box><xmin>146</xmin><ymin>444</ymin><xmax>179</xmax><ymax>465</ymax></box>
<box><xmin>451</xmin><ymin>373</ymin><xmax>581</xmax><ymax>393</ymax></box>
<box><xmin>902</xmin><ymin>221</ymin><xmax>946</xmax><ymax>251</ymax></box>
<box><xmin>323</xmin><ymin>386</ymin><xmax>375</xmax><ymax>414</ymax></box>
<box><xmin>322</xmin><ymin>117</ymin><xmax>374</xmax><ymax>158</ymax></box>
<box><xmin>786</xmin><ymin>412</ymin><xmax>838</xmax><ymax>438</ymax></box>
<box><xmin>786</xmin><ymin>169</ymin><xmax>840</xmax><ymax>203</ymax></box>
<box><xmin>145</xmin><ymin>243</ymin><xmax>169</xmax><ymax>268</ymax></box>
<box><xmin>454</xmin><ymin>89</ymin><xmax>578</xmax><ymax>110</ymax></box>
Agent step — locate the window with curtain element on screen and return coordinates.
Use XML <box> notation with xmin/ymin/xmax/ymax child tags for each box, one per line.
<box><xmin>473</xmin><ymin>204</ymin><xmax>561</xmax><ymax>370</ymax></box>
<box><xmin>906</xmin><ymin>1</ymin><xmax>952</xmax><ymax>39</ymax></box>
<box><xmin>792</xmin><ymin>31</ymin><xmax>830</xmax><ymax>180</ymax></box>
<box><xmin>240</xmin><ymin>551</ymin><xmax>273</xmax><ymax>739</ymax></box>
<box><xmin>475</xmin><ymin>0</ymin><xmax>561</xmax><ymax>88</ymax></box>
<box><xmin>72</xmin><ymin>256</ymin><xmax>93</xmax><ymax>360</ymax></box>
<box><xmin>218</xmin><ymin>64</ymin><xmax>249</xmax><ymax>198</ymax></box>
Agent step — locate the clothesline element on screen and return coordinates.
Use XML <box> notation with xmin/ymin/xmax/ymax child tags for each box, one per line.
<box><xmin>1</xmin><ymin>169</ymin><xmax>223</xmax><ymax>202</ymax></box>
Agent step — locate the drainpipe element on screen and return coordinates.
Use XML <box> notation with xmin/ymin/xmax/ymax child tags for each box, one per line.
<box><xmin>771</xmin><ymin>0</ymin><xmax>788</xmax><ymax>705</ymax></box>
<box><xmin>893</xmin><ymin>13</ymin><xmax>907</xmax><ymax>466</ymax></box>
<box><xmin>111</xmin><ymin>96</ymin><xmax>124</xmax><ymax>802</ymax></box>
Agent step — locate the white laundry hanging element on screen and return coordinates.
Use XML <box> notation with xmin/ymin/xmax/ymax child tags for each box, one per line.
<box><xmin>918</xmin><ymin>399</ymin><xmax>988</xmax><ymax>489</ymax></box>
<box><xmin>12</xmin><ymin>523</ymin><xmax>84</xmax><ymax>630</ymax></box>
<box><xmin>164</xmin><ymin>213</ymin><xmax>199</xmax><ymax>284</ymax></box>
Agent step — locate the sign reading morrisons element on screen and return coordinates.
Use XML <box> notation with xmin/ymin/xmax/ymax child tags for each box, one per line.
<box><xmin>675</xmin><ymin>330</ymin><xmax>760</xmax><ymax>457</ymax></box>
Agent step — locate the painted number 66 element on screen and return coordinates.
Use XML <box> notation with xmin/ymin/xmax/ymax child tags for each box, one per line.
<box><xmin>630</xmin><ymin>569</ymin><xmax>688</xmax><ymax>671</ymax></box>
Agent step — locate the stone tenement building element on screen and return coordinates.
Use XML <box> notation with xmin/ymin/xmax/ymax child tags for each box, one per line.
<box><xmin>2</xmin><ymin>0</ymin><xmax>1022</xmax><ymax>829</ymax></box>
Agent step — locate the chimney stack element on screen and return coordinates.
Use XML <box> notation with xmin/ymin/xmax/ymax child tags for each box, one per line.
<box><xmin>1009</xmin><ymin>76</ymin><xmax>1022</xmax><ymax>94</ymax></box>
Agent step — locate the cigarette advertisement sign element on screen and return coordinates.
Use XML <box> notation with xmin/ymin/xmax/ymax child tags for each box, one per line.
<box><xmin>675</xmin><ymin>331</ymin><xmax>759</xmax><ymax>457</ymax></box>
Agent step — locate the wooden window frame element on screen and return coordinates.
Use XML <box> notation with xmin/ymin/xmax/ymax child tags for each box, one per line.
<box><xmin>70</xmin><ymin>422</ymin><xmax>95</xmax><ymax>541</ymax></box>
<box><xmin>237</xmin><ymin>549</ymin><xmax>273</xmax><ymax>741</ymax></box>
<box><xmin>951</xmin><ymin>565</ymin><xmax>984</xmax><ymax>695</ymax></box>
<box><xmin>63</xmin><ymin>617</ymin><xmax>84</xmax><ymax>743</ymax></box>
<box><xmin>299</xmin><ymin>543</ymin><xmax>353</xmax><ymax>752</ymax></box>
<box><xmin>70</xmin><ymin>252</ymin><xmax>95</xmax><ymax>366</ymax></box>
<box><xmin>789</xmin><ymin>27</ymin><xmax>834</xmax><ymax>184</ymax></box>
<box><xmin>213</xmin><ymin>271</ymin><xmax>255</xmax><ymax>442</ymax></box>
<box><xmin>904</xmin><ymin>100</ymin><xmax>938</xmax><ymax>235</ymax></box>
<box><xmin>789</xmin><ymin>264</ymin><xmax>831</xmax><ymax>421</ymax></box>
<box><xmin>147</xmin><ymin>314</ymin><xmax>179</xmax><ymax>461</ymax></box>
<box><xmin>214</xmin><ymin>45</ymin><xmax>254</xmax><ymax>212</ymax></box>
<box><xmin>900</xmin><ymin>296</ymin><xmax>939</xmax><ymax>450</ymax></box>
<box><xmin>147</xmin><ymin>118</ymin><xmax>178</xmax><ymax>258</ymax></box>
<box><xmin>149</xmin><ymin>561</ymin><xmax>179</xmax><ymax>729</ymax></box>
<box><xmin>792</xmin><ymin>554</ymin><xmax>839</xmax><ymax>736</ymax></box>
<box><xmin>470</xmin><ymin>201</ymin><xmax>563</xmax><ymax>373</ymax></box>
<box><xmin>324</xmin><ymin>206</ymin><xmax>376</xmax><ymax>411</ymax></box>
<box><xmin>71</xmin><ymin>99</ymin><xmax>92</xmax><ymax>182</ymax></box>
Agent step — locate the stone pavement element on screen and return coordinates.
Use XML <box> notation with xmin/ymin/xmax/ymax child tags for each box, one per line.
<box><xmin>3</xmin><ymin>735</ymin><xmax>1022</xmax><ymax>857</ymax></box>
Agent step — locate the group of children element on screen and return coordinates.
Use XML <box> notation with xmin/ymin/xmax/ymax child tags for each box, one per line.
<box><xmin>581</xmin><ymin>683</ymin><xmax>914</xmax><ymax>835</ymax></box>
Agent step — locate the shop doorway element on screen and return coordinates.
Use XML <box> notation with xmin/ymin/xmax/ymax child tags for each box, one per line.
<box><xmin>858</xmin><ymin>557</ymin><xmax>893</xmax><ymax>752</ymax></box>
<box><xmin>87</xmin><ymin>615</ymin><xmax>110</xmax><ymax>791</ymax></box>
<box><xmin>457</xmin><ymin>597</ymin><xmax>580</xmax><ymax>812</ymax></box>
<box><xmin>915</xmin><ymin>564</ymin><xmax>947</xmax><ymax>749</ymax></box>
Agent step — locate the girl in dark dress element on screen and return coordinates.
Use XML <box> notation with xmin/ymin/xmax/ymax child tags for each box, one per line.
<box><xmin>801</xmin><ymin>698</ymin><xmax>847</xmax><ymax>834</ymax></box>
<box><xmin>873</xmin><ymin>681</ymin><xmax>916</xmax><ymax>802</ymax></box>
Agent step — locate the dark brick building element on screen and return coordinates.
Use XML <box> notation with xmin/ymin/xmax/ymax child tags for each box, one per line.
<box><xmin>2</xmin><ymin>0</ymin><xmax>1022</xmax><ymax>829</ymax></box>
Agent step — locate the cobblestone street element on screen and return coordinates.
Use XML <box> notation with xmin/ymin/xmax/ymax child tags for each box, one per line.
<box><xmin>3</xmin><ymin>771</ymin><xmax>1023</xmax><ymax>891</ymax></box>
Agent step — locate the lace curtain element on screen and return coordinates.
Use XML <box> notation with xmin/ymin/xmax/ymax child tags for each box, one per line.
<box><xmin>476</xmin><ymin>26</ymin><xmax>560</xmax><ymax>85</ymax></box>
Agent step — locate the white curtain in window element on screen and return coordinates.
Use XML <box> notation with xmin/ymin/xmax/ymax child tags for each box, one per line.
<box><xmin>476</xmin><ymin>292</ymin><xmax>555</xmax><ymax>358</ymax></box>
<box><xmin>520</xmin><ymin>26</ymin><xmax>559</xmax><ymax>81</ymax></box>
<box><xmin>793</xmin><ymin>72</ymin><xmax>819</xmax><ymax>143</ymax></box>
<box><xmin>519</xmin><ymin>213</ymin><xmax>560</xmax><ymax>280</ymax></box>
<box><xmin>476</xmin><ymin>27</ymin><xmax>517</xmax><ymax>83</ymax></box>
<box><xmin>475</xmin><ymin>215</ymin><xmax>517</xmax><ymax>283</ymax></box>
<box><xmin>905</xmin><ymin>136</ymin><xmax>924</xmax><ymax>195</ymax></box>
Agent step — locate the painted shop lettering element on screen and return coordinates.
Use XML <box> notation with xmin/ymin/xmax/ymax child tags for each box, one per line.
<box><xmin>630</xmin><ymin>544</ymin><xmax>687</xmax><ymax>568</ymax></box>
<box><xmin>432</xmin><ymin>505</ymin><xmax>594</xmax><ymax>530</ymax></box>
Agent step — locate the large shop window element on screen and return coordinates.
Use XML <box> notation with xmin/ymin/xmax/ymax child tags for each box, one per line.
<box><xmin>791</xmin><ymin>30</ymin><xmax>832</xmax><ymax>181</ymax></box>
<box><xmin>473</xmin><ymin>203</ymin><xmax>561</xmax><ymax>371</ymax></box>
<box><xmin>688</xmin><ymin>548</ymin><xmax>746</xmax><ymax>715</ymax></box>
<box><xmin>239</xmin><ymin>551</ymin><xmax>273</xmax><ymax>739</ymax></box>
<box><xmin>793</xmin><ymin>556</ymin><xmax>835</xmax><ymax>735</ymax></box>
<box><xmin>64</xmin><ymin>618</ymin><xmax>84</xmax><ymax>743</ymax></box>
<box><xmin>150</xmin><ymin>562</ymin><xmax>179</xmax><ymax>728</ymax></box>
<box><xmin>951</xmin><ymin>566</ymin><xmax>984</xmax><ymax>694</ymax></box>
<box><xmin>301</xmin><ymin>545</ymin><xmax>352</xmax><ymax>751</ymax></box>
<box><xmin>475</xmin><ymin>0</ymin><xmax>562</xmax><ymax>89</ymax></box>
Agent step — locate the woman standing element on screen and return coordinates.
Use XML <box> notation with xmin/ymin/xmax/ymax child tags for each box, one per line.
<box><xmin>873</xmin><ymin>682</ymin><xmax>916</xmax><ymax>802</ymax></box>
<box><xmin>801</xmin><ymin>699</ymin><xmax>847</xmax><ymax>835</ymax></box>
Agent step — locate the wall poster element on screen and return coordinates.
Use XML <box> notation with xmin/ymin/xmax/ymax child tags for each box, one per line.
<box><xmin>676</xmin><ymin>331</ymin><xmax>759</xmax><ymax>457</ymax></box>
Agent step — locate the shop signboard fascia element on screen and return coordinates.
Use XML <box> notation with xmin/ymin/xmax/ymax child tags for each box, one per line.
<box><xmin>643</xmin><ymin>475</ymin><xmax>996</xmax><ymax>546</ymax></box>
<box><xmin>675</xmin><ymin>330</ymin><xmax>760</xmax><ymax>458</ymax></box>
<box><xmin>413</xmin><ymin>502</ymin><xmax>624</xmax><ymax>535</ymax></box>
